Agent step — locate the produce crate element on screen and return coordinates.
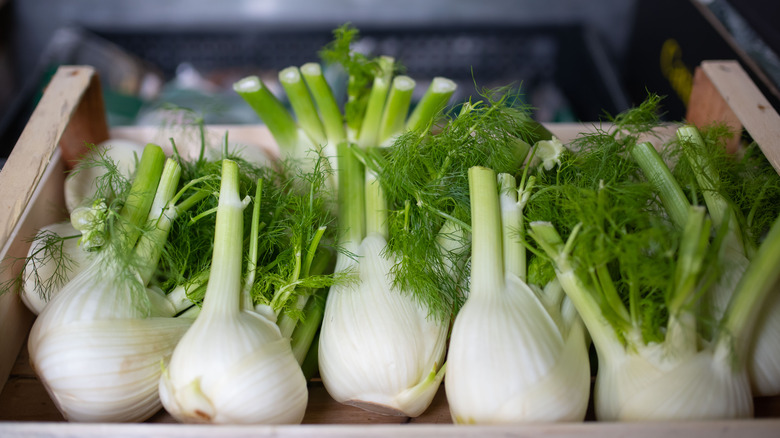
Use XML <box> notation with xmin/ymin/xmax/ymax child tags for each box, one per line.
<box><xmin>1</xmin><ymin>62</ymin><xmax>779</xmax><ymax>437</ymax></box>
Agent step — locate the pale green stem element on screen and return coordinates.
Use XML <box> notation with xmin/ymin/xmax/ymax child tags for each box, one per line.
<box><xmin>300</xmin><ymin>62</ymin><xmax>344</xmax><ymax>188</ymax></box>
<box><xmin>135</xmin><ymin>158</ymin><xmax>182</xmax><ymax>284</ymax></box>
<box><xmin>667</xmin><ymin>205</ymin><xmax>711</xmax><ymax>357</ymax></box>
<box><xmin>271</xmin><ymin>247</ymin><xmax>302</xmax><ymax>315</ymax></box>
<box><xmin>669</xmin><ymin>205</ymin><xmax>711</xmax><ymax>314</ymax></box>
<box><xmin>365</xmin><ymin>168</ymin><xmax>388</xmax><ymax>239</ymax></box>
<box><xmin>528</xmin><ymin>221</ymin><xmax>625</xmax><ymax>359</ymax></box>
<box><xmin>280</xmin><ymin>66</ymin><xmax>327</xmax><ymax>146</ymax></box>
<box><xmin>405</xmin><ymin>77</ymin><xmax>457</xmax><ymax>132</ymax></box>
<box><xmin>378</xmin><ymin>75</ymin><xmax>416</xmax><ymax>146</ymax></box>
<box><xmin>117</xmin><ymin>144</ymin><xmax>166</xmax><ymax>250</ymax></box>
<box><xmin>234</xmin><ymin>76</ymin><xmax>301</xmax><ymax>152</ymax></box>
<box><xmin>303</xmin><ymin>226</ymin><xmax>327</xmax><ymax>278</ymax></box>
<box><xmin>435</xmin><ymin>219</ymin><xmax>470</xmax><ymax>278</ymax></box>
<box><xmin>241</xmin><ymin>179</ymin><xmax>263</xmax><ymax>311</ymax></box>
<box><xmin>338</xmin><ymin>143</ymin><xmax>366</xmax><ymax>245</ymax></box>
<box><xmin>677</xmin><ymin>126</ymin><xmax>750</xmax><ymax>257</ymax></box>
<box><xmin>357</xmin><ymin>56</ymin><xmax>394</xmax><ymax>149</ymax></box>
<box><xmin>283</xmin><ymin>249</ymin><xmax>332</xmax><ymax>363</ymax></box>
<box><xmin>277</xmin><ymin>295</ymin><xmax>304</xmax><ymax>340</ymax></box>
<box><xmin>200</xmin><ymin>160</ymin><xmax>244</xmax><ymax>317</ymax></box>
<box><xmin>162</xmin><ymin>284</ymin><xmax>197</xmax><ymax>315</ymax></box>
<box><xmin>594</xmin><ymin>263</ymin><xmax>632</xmax><ymax>328</ymax></box>
<box><xmin>167</xmin><ymin>271</ymin><xmax>209</xmax><ymax>312</ymax></box>
<box><xmin>345</xmin><ymin>74</ymin><xmax>362</xmax><ymax>143</ymax></box>
<box><xmin>498</xmin><ymin>173</ymin><xmax>525</xmax><ymax>280</ymax></box>
<box><xmin>468</xmin><ymin>166</ymin><xmax>505</xmax><ymax>297</ymax></box>
<box><xmin>289</xmin><ymin>293</ymin><xmax>326</xmax><ymax>365</ymax></box>
<box><xmin>300</xmin><ymin>62</ymin><xmax>346</xmax><ymax>145</ymax></box>
<box><xmin>630</xmin><ymin>141</ymin><xmax>691</xmax><ymax>229</ymax></box>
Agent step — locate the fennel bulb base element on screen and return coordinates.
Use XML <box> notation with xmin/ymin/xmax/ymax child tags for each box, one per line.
<box><xmin>748</xmin><ymin>291</ymin><xmax>780</xmax><ymax>397</ymax></box>
<box><xmin>29</xmin><ymin>318</ymin><xmax>190</xmax><ymax>423</ymax></box>
<box><xmin>317</xmin><ymin>234</ymin><xmax>448</xmax><ymax>419</ymax></box>
<box><xmin>595</xmin><ymin>348</ymin><xmax>754</xmax><ymax>421</ymax></box>
<box><xmin>447</xmin><ymin>320</ymin><xmax>591</xmax><ymax>424</ymax></box>
<box><xmin>445</xmin><ymin>274</ymin><xmax>591</xmax><ymax>424</ymax></box>
<box><xmin>159</xmin><ymin>315</ymin><xmax>309</xmax><ymax>425</ymax></box>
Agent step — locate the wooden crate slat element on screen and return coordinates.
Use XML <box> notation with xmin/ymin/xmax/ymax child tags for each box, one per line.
<box><xmin>0</xmin><ymin>66</ymin><xmax>108</xmax><ymax>252</ymax></box>
<box><xmin>687</xmin><ymin>60</ymin><xmax>780</xmax><ymax>173</ymax></box>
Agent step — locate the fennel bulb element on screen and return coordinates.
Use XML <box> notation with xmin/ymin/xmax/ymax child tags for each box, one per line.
<box><xmin>446</xmin><ymin>168</ymin><xmax>590</xmax><ymax>424</ymax></box>
<box><xmin>634</xmin><ymin>126</ymin><xmax>780</xmax><ymax>398</ymax></box>
<box><xmin>28</xmin><ymin>145</ymin><xmax>194</xmax><ymax>422</ymax></box>
<box><xmin>446</xmin><ymin>280</ymin><xmax>590</xmax><ymax>423</ymax></box>
<box><xmin>528</xmin><ymin>205</ymin><xmax>762</xmax><ymax>421</ymax></box>
<box><xmin>64</xmin><ymin>138</ymin><xmax>144</xmax><ymax>213</ymax></box>
<box><xmin>317</xmin><ymin>145</ymin><xmax>447</xmax><ymax>417</ymax></box>
<box><xmin>21</xmin><ymin>221</ymin><xmax>89</xmax><ymax>315</ymax></box>
<box><xmin>318</xmin><ymin>233</ymin><xmax>448</xmax><ymax>417</ymax></box>
<box><xmin>524</xmin><ymin>114</ymin><xmax>780</xmax><ymax>420</ymax></box>
<box><xmin>749</xmin><ymin>290</ymin><xmax>780</xmax><ymax>396</ymax></box>
<box><xmin>674</xmin><ymin>126</ymin><xmax>780</xmax><ymax>397</ymax></box>
<box><xmin>159</xmin><ymin>159</ymin><xmax>308</xmax><ymax>424</ymax></box>
<box><xmin>590</xmin><ymin>329</ymin><xmax>753</xmax><ymax>420</ymax></box>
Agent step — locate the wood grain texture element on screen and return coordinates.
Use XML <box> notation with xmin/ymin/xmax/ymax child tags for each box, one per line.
<box><xmin>0</xmin><ymin>66</ymin><xmax>107</xmax><ymax>397</ymax></box>
<box><xmin>686</xmin><ymin>65</ymin><xmax>743</xmax><ymax>153</ymax></box>
<box><xmin>687</xmin><ymin>60</ymin><xmax>780</xmax><ymax>172</ymax></box>
<box><xmin>0</xmin><ymin>151</ymin><xmax>69</xmax><ymax>395</ymax></box>
<box><xmin>0</xmin><ymin>66</ymin><xmax>106</xmax><ymax>251</ymax></box>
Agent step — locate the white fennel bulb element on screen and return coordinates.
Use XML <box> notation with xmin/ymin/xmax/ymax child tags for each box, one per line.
<box><xmin>529</xmin><ymin>201</ymin><xmax>780</xmax><ymax>421</ymax></box>
<box><xmin>318</xmin><ymin>233</ymin><xmax>448</xmax><ymax>417</ymax></box>
<box><xmin>748</xmin><ymin>290</ymin><xmax>780</xmax><ymax>396</ymax></box>
<box><xmin>31</xmin><ymin>317</ymin><xmax>190</xmax><ymax>422</ymax></box>
<box><xmin>28</xmin><ymin>146</ymin><xmax>193</xmax><ymax>422</ymax></box>
<box><xmin>709</xmin><ymin>242</ymin><xmax>780</xmax><ymax>398</ymax></box>
<box><xmin>317</xmin><ymin>146</ymin><xmax>447</xmax><ymax>417</ymax></box>
<box><xmin>595</xmin><ymin>338</ymin><xmax>753</xmax><ymax>421</ymax></box>
<box><xmin>21</xmin><ymin>221</ymin><xmax>89</xmax><ymax>315</ymax></box>
<box><xmin>159</xmin><ymin>159</ymin><xmax>308</xmax><ymax>424</ymax></box>
<box><xmin>703</xmin><ymin>219</ymin><xmax>780</xmax><ymax>398</ymax></box>
<box><xmin>446</xmin><ymin>275</ymin><xmax>590</xmax><ymax>423</ymax></box>
<box><xmin>446</xmin><ymin>168</ymin><xmax>590</xmax><ymax>424</ymax></box>
<box><xmin>672</xmin><ymin>126</ymin><xmax>780</xmax><ymax>398</ymax></box>
<box><xmin>64</xmin><ymin>138</ymin><xmax>145</xmax><ymax>213</ymax></box>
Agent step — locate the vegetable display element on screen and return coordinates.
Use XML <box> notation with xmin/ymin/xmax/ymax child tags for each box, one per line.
<box><xmin>2</xmin><ymin>24</ymin><xmax>779</xmax><ymax>427</ymax></box>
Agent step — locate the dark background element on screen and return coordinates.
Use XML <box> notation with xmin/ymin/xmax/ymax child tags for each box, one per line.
<box><xmin>1</xmin><ymin>0</ymin><xmax>778</xmax><ymax>164</ymax></box>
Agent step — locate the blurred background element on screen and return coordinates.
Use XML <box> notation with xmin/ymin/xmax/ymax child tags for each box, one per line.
<box><xmin>1</xmin><ymin>0</ymin><xmax>778</xmax><ymax>166</ymax></box>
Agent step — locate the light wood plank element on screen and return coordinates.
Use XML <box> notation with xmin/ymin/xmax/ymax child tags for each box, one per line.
<box><xmin>2</xmin><ymin>418</ymin><xmax>780</xmax><ymax>438</ymax></box>
<box><xmin>0</xmin><ymin>66</ymin><xmax>108</xmax><ymax>395</ymax></box>
<box><xmin>0</xmin><ymin>66</ymin><xmax>106</xmax><ymax>251</ymax></box>
<box><xmin>691</xmin><ymin>60</ymin><xmax>780</xmax><ymax>173</ymax></box>
<box><xmin>0</xmin><ymin>151</ymin><xmax>69</xmax><ymax>394</ymax></box>
<box><xmin>686</xmin><ymin>66</ymin><xmax>743</xmax><ymax>153</ymax></box>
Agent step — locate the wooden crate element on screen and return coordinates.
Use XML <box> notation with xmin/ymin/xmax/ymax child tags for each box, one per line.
<box><xmin>1</xmin><ymin>62</ymin><xmax>779</xmax><ymax>437</ymax></box>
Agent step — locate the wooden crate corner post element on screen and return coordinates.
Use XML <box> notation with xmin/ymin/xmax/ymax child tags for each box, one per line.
<box><xmin>686</xmin><ymin>60</ymin><xmax>780</xmax><ymax>174</ymax></box>
<box><xmin>0</xmin><ymin>65</ymin><xmax>109</xmax><ymax>394</ymax></box>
